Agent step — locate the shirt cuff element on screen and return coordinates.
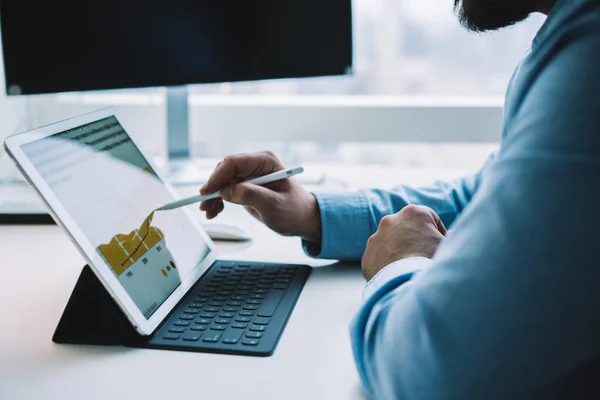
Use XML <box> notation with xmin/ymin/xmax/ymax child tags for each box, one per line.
<box><xmin>302</xmin><ymin>192</ymin><xmax>374</xmax><ymax>261</ymax></box>
<box><xmin>362</xmin><ymin>257</ymin><xmax>432</xmax><ymax>300</ymax></box>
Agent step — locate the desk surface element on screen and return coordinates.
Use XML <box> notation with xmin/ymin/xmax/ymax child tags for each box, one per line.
<box><xmin>0</xmin><ymin>202</ymin><xmax>369</xmax><ymax>400</ymax></box>
<box><xmin>0</xmin><ymin>166</ymin><xmax>468</xmax><ymax>400</ymax></box>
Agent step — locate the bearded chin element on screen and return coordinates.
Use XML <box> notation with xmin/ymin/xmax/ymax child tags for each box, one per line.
<box><xmin>454</xmin><ymin>0</ymin><xmax>534</xmax><ymax>33</ymax></box>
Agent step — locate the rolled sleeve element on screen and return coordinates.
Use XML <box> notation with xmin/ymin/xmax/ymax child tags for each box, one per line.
<box><xmin>302</xmin><ymin>192</ymin><xmax>374</xmax><ymax>261</ymax></box>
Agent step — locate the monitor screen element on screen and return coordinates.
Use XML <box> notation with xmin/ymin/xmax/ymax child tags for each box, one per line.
<box><xmin>0</xmin><ymin>0</ymin><xmax>353</xmax><ymax>95</ymax></box>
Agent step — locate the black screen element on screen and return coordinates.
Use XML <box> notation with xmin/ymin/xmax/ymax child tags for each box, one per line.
<box><xmin>0</xmin><ymin>0</ymin><xmax>352</xmax><ymax>95</ymax></box>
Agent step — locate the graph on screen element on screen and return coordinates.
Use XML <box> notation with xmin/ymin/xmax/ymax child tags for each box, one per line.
<box><xmin>97</xmin><ymin>211</ymin><xmax>175</xmax><ymax>277</ymax></box>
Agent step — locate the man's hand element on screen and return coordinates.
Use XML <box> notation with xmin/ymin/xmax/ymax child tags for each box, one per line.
<box><xmin>361</xmin><ymin>205</ymin><xmax>447</xmax><ymax>281</ymax></box>
<box><xmin>199</xmin><ymin>151</ymin><xmax>322</xmax><ymax>242</ymax></box>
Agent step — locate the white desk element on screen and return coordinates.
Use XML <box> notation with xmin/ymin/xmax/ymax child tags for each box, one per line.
<box><xmin>0</xmin><ymin>166</ymin><xmax>469</xmax><ymax>400</ymax></box>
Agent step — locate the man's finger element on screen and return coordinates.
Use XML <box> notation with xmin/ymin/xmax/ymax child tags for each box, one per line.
<box><xmin>200</xmin><ymin>198</ymin><xmax>221</xmax><ymax>212</ymax></box>
<box><xmin>206</xmin><ymin>201</ymin><xmax>224</xmax><ymax>220</ymax></box>
<box><xmin>432</xmin><ymin>212</ymin><xmax>448</xmax><ymax>235</ymax></box>
<box><xmin>200</xmin><ymin>152</ymin><xmax>283</xmax><ymax>195</ymax></box>
<box><xmin>221</xmin><ymin>182</ymin><xmax>280</xmax><ymax>209</ymax></box>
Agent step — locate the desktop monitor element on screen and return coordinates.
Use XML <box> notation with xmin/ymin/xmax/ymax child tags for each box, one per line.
<box><xmin>0</xmin><ymin>1</ymin><xmax>353</xmax><ymax>95</ymax></box>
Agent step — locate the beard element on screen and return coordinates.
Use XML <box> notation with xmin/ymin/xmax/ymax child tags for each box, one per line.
<box><xmin>454</xmin><ymin>0</ymin><xmax>536</xmax><ymax>32</ymax></box>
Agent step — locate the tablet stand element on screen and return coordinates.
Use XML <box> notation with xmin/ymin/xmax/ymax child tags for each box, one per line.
<box><xmin>53</xmin><ymin>265</ymin><xmax>149</xmax><ymax>348</ymax></box>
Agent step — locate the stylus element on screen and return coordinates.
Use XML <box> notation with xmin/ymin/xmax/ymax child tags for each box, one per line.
<box><xmin>155</xmin><ymin>167</ymin><xmax>305</xmax><ymax>211</ymax></box>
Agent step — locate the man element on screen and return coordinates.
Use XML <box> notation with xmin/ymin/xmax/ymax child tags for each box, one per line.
<box><xmin>199</xmin><ymin>0</ymin><xmax>600</xmax><ymax>397</ymax></box>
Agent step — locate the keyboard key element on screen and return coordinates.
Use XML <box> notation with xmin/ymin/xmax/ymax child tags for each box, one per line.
<box><xmin>231</xmin><ymin>295</ymin><xmax>245</xmax><ymax>301</ymax></box>
<box><xmin>246</xmin><ymin>332</ymin><xmax>263</xmax><ymax>339</ymax></box>
<box><xmin>213</xmin><ymin>295</ymin><xmax>228</xmax><ymax>301</ymax></box>
<box><xmin>191</xmin><ymin>325</ymin><xmax>207</xmax><ymax>331</ymax></box>
<box><xmin>253</xmin><ymin>317</ymin><xmax>271</xmax><ymax>325</ymax></box>
<box><xmin>205</xmin><ymin>307</ymin><xmax>220</xmax><ymax>313</ymax></box>
<box><xmin>223</xmin><ymin>307</ymin><xmax>238</xmax><ymax>312</ymax></box>
<box><xmin>196</xmin><ymin>318</ymin><xmax>212</xmax><ymax>324</ymax></box>
<box><xmin>250</xmin><ymin>325</ymin><xmax>266</xmax><ymax>332</ymax></box>
<box><xmin>242</xmin><ymin>338</ymin><xmax>260</xmax><ymax>346</ymax></box>
<box><xmin>238</xmin><ymin>285</ymin><xmax>253</xmax><ymax>290</ymax></box>
<box><xmin>211</xmin><ymin>325</ymin><xmax>227</xmax><ymax>331</ymax></box>
<box><xmin>232</xmin><ymin>322</ymin><xmax>248</xmax><ymax>329</ymax></box>
<box><xmin>217</xmin><ymin>291</ymin><xmax>230</xmax><ymax>296</ymax></box>
<box><xmin>195</xmin><ymin>297</ymin><xmax>210</xmax><ymax>302</ymax></box>
<box><xmin>220</xmin><ymin>312</ymin><xmax>235</xmax><ymax>318</ymax></box>
<box><xmin>184</xmin><ymin>308</ymin><xmax>200</xmax><ymax>314</ymax></box>
<box><xmin>202</xmin><ymin>288</ymin><xmax>216</xmax><ymax>293</ymax></box>
<box><xmin>248</xmin><ymin>269</ymin><xmax>262</xmax><ymax>274</ymax></box>
<box><xmin>254</xmin><ymin>289</ymin><xmax>268</xmax><ymax>294</ymax></box>
<box><xmin>215</xmin><ymin>318</ymin><xmax>231</xmax><ymax>324</ymax></box>
<box><xmin>202</xmin><ymin>333</ymin><xmax>222</xmax><ymax>343</ymax></box>
<box><xmin>199</xmin><ymin>312</ymin><xmax>216</xmax><ymax>318</ymax></box>
<box><xmin>163</xmin><ymin>333</ymin><xmax>181</xmax><ymax>340</ymax></box>
<box><xmin>249</xmin><ymin>294</ymin><xmax>265</xmax><ymax>299</ymax></box>
<box><xmin>179</xmin><ymin>314</ymin><xmax>195</xmax><ymax>320</ymax></box>
<box><xmin>256</xmin><ymin>284</ymin><xmax>271</xmax><ymax>289</ymax></box>
<box><xmin>276</xmin><ymin>278</ymin><xmax>291</xmax><ymax>283</ymax></box>
<box><xmin>208</xmin><ymin>301</ymin><xmax>224</xmax><ymax>307</ymax></box>
<box><xmin>257</xmin><ymin>289</ymin><xmax>284</xmax><ymax>317</ymax></box>
<box><xmin>183</xmin><ymin>334</ymin><xmax>202</xmax><ymax>341</ymax></box>
<box><xmin>235</xmin><ymin>290</ymin><xmax>250</xmax><ymax>295</ymax></box>
<box><xmin>239</xmin><ymin>311</ymin><xmax>255</xmax><ymax>316</ymax></box>
<box><xmin>250</xmin><ymin>265</ymin><xmax>264</xmax><ymax>271</ymax></box>
<box><xmin>243</xmin><ymin>305</ymin><xmax>259</xmax><ymax>310</ymax></box>
<box><xmin>169</xmin><ymin>327</ymin><xmax>186</xmax><ymax>333</ymax></box>
<box><xmin>246</xmin><ymin>300</ymin><xmax>261</xmax><ymax>305</ymax></box>
<box><xmin>237</xmin><ymin>264</ymin><xmax>251</xmax><ymax>269</ymax></box>
<box><xmin>235</xmin><ymin>316</ymin><xmax>252</xmax><ymax>323</ymax></box>
<box><xmin>189</xmin><ymin>303</ymin><xmax>204</xmax><ymax>308</ymax></box>
<box><xmin>221</xmin><ymin>330</ymin><xmax>243</xmax><ymax>344</ymax></box>
<box><xmin>228</xmin><ymin>301</ymin><xmax>243</xmax><ymax>306</ymax></box>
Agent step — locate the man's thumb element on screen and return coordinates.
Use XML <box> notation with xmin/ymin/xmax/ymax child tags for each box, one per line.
<box><xmin>221</xmin><ymin>182</ymin><xmax>278</xmax><ymax>209</ymax></box>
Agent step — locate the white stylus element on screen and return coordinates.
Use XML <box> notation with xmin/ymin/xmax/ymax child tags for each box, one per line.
<box><xmin>155</xmin><ymin>167</ymin><xmax>305</xmax><ymax>211</ymax></box>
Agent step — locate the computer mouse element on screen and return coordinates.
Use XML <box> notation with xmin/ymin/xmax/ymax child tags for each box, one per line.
<box><xmin>202</xmin><ymin>222</ymin><xmax>253</xmax><ymax>242</ymax></box>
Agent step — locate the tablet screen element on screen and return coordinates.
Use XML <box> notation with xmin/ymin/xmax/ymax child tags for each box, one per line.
<box><xmin>20</xmin><ymin>116</ymin><xmax>211</xmax><ymax>319</ymax></box>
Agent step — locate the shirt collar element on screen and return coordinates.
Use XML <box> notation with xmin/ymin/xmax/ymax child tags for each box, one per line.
<box><xmin>532</xmin><ymin>0</ymin><xmax>576</xmax><ymax>49</ymax></box>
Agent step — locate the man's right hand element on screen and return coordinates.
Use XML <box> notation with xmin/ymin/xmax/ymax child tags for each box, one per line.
<box><xmin>199</xmin><ymin>151</ymin><xmax>322</xmax><ymax>242</ymax></box>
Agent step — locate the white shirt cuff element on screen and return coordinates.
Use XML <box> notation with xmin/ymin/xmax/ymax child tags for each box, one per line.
<box><xmin>362</xmin><ymin>257</ymin><xmax>433</xmax><ymax>300</ymax></box>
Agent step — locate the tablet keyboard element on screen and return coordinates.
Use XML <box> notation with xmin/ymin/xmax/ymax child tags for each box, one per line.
<box><xmin>149</xmin><ymin>260</ymin><xmax>311</xmax><ymax>356</ymax></box>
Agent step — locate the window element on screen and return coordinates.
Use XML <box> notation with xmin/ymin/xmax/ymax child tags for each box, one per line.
<box><xmin>189</xmin><ymin>0</ymin><xmax>546</xmax><ymax>96</ymax></box>
<box><xmin>3</xmin><ymin>2</ymin><xmax>547</xmax><ymax>177</ymax></box>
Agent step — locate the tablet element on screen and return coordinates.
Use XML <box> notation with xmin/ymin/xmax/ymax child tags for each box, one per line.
<box><xmin>4</xmin><ymin>108</ymin><xmax>217</xmax><ymax>335</ymax></box>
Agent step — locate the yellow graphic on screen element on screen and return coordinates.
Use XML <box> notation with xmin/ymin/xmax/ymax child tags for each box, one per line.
<box><xmin>97</xmin><ymin>211</ymin><xmax>164</xmax><ymax>276</ymax></box>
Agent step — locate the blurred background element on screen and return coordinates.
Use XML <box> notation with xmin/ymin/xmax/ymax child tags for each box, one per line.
<box><xmin>0</xmin><ymin>0</ymin><xmax>545</xmax><ymax>184</ymax></box>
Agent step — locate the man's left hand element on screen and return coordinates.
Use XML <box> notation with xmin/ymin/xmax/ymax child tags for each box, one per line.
<box><xmin>362</xmin><ymin>205</ymin><xmax>447</xmax><ymax>281</ymax></box>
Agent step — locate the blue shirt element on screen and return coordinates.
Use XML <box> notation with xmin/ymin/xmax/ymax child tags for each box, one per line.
<box><xmin>304</xmin><ymin>0</ymin><xmax>600</xmax><ymax>398</ymax></box>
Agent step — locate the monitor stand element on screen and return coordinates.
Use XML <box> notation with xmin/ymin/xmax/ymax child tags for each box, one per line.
<box><xmin>165</xmin><ymin>85</ymin><xmax>213</xmax><ymax>187</ymax></box>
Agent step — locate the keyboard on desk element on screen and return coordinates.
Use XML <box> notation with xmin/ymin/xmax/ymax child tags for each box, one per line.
<box><xmin>149</xmin><ymin>260</ymin><xmax>311</xmax><ymax>356</ymax></box>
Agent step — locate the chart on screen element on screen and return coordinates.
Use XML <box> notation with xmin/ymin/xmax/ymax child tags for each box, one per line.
<box><xmin>97</xmin><ymin>211</ymin><xmax>182</xmax><ymax>318</ymax></box>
